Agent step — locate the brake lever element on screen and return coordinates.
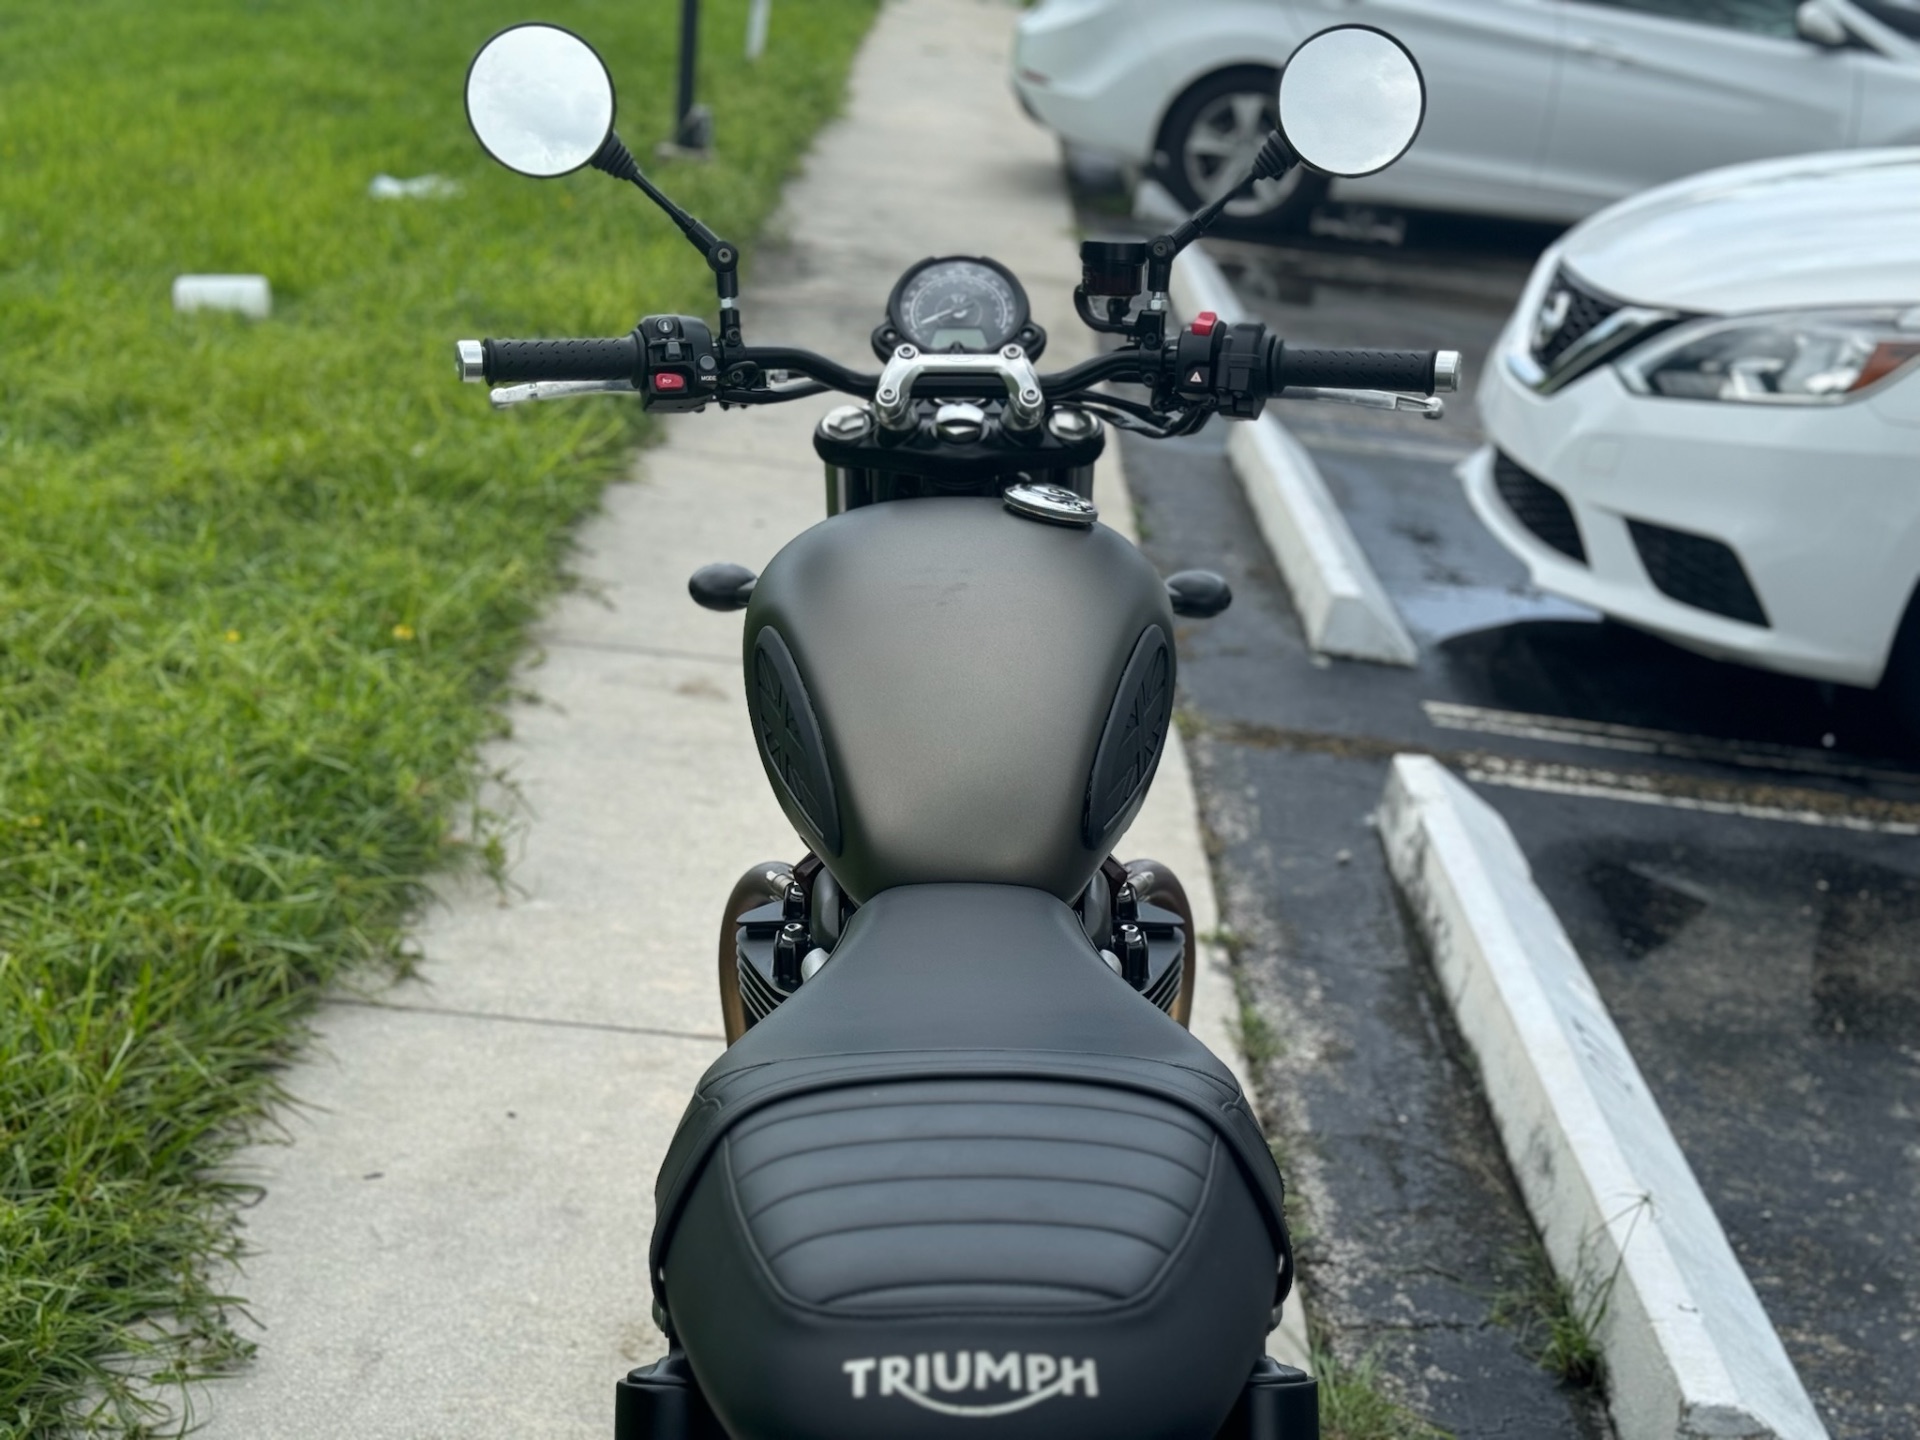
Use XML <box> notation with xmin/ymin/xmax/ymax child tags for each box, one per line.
<box><xmin>488</xmin><ymin>379</ymin><xmax>638</xmax><ymax>409</ymax></box>
<box><xmin>1282</xmin><ymin>386</ymin><xmax>1445</xmax><ymax>420</ymax></box>
<box><xmin>761</xmin><ymin>371</ymin><xmax>827</xmax><ymax>395</ymax></box>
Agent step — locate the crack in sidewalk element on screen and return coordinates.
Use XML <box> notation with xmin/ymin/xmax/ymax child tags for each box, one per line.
<box><xmin>329</xmin><ymin>995</ymin><xmax>725</xmax><ymax>1044</ymax></box>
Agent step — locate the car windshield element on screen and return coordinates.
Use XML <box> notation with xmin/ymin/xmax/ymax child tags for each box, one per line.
<box><xmin>1854</xmin><ymin>0</ymin><xmax>1920</xmax><ymax>37</ymax></box>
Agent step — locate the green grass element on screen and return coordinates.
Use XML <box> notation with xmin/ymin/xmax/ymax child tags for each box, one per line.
<box><xmin>1315</xmin><ymin>1344</ymin><xmax>1454</xmax><ymax>1440</ymax></box>
<box><xmin>0</xmin><ymin>2</ymin><xmax>877</xmax><ymax>1432</ymax></box>
<box><xmin>1490</xmin><ymin>1253</ymin><xmax>1608</xmax><ymax>1390</ymax></box>
<box><xmin>1489</xmin><ymin>1201</ymin><xmax>1647</xmax><ymax>1394</ymax></box>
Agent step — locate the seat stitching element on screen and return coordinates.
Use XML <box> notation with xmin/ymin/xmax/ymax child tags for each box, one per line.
<box><xmin>729</xmin><ymin>1132</ymin><xmax>1209</xmax><ymax>1183</ymax></box>
<box><xmin>821</xmin><ymin>1281</ymin><xmax>1120</xmax><ymax>1308</ymax></box>
<box><xmin>761</xmin><ymin>1216</ymin><xmax>1175</xmax><ymax>1265</ymax></box>
<box><xmin>739</xmin><ymin>1171</ymin><xmax>1197</xmax><ymax>1223</ymax></box>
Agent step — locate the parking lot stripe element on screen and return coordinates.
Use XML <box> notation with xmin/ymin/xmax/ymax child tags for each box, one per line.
<box><xmin>1426</xmin><ymin>700</ymin><xmax>1920</xmax><ymax>786</ymax></box>
<box><xmin>1192</xmin><ymin>714</ymin><xmax>1920</xmax><ymax>834</ymax></box>
<box><xmin>1381</xmin><ymin>754</ymin><xmax>1831</xmax><ymax>1440</ymax></box>
<box><xmin>1464</xmin><ymin>755</ymin><xmax>1920</xmax><ymax>836</ymax></box>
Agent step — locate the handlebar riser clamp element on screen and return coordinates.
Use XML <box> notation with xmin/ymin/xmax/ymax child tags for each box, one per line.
<box><xmin>873</xmin><ymin>345</ymin><xmax>1047</xmax><ymax>434</ymax></box>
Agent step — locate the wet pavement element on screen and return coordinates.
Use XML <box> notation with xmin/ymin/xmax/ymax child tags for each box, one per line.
<box><xmin>1099</xmin><ymin>201</ymin><xmax>1920</xmax><ymax>1436</ymax></box>
<box><xmin>1520</xmin><ymin>804</ymin><xmax>1920</xmax><ymax>1440</ymax></box>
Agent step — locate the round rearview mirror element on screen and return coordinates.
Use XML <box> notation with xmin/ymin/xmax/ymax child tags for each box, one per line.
<box><xmin>1275</xmin><ymin>25</ymin><xmax>1425</xmax><ymax>179</ymax></box>
<box><xmin>466</xmin><ymin>24</ymin><xmax>616</xmax><ymax>178</ymax></box>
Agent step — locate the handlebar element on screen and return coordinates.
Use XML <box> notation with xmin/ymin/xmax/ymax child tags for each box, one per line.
<box><xmin>1271</xmin><ymin>346</ymin><xmax>1456</xmax><ymax>396</ymax></box>
<box><xmin>453</xmin><ymin>322</ymin><xmax>1458</xmax><ymax>421</ymax></box>
<box><xmin>476</xmin><ymin>336</ymin><xmax>642</xmax><ymax>385</ymax></box>
<box><xmin>734</xmin><ymin>346</ymin><xmax>879</xmax><ymax>398</ymax></box>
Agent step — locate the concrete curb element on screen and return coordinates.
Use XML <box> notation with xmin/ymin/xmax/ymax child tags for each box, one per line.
<box><xmin>1132</xmin><ymin>176</ymin><xmax>1188</xmax><ymax>230</ymax></box>
<box><xmin>1168</xmin><ymin>246</ymin><xmax>1418</xmax><ymax>666</ymax></box>
<box><xmin>1379</xmin><ymin>755</ymin><xmax>1828</xmax><ymax>1440</ymax></box>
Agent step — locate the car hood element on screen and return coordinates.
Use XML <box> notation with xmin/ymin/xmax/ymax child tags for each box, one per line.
<box><xmin>1560</xmin><ymin>148</ymin><xmax>1920</xmax><ymax>314</ymax></box>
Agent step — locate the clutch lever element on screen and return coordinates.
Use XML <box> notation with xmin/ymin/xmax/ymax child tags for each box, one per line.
<box><xmin>489</xmin><ymin>378</ymin><xmax>638</xmax><ymax>409</ymax></box>
<box><xmin>761</xmin><ymin>371</ymin><xmax>828</xmax><ymax>395</ymax></box>
<box><xmin>1282</xmin><ymin>386</ymin><xmax>1445</xmax><ymax>420</ymax></box>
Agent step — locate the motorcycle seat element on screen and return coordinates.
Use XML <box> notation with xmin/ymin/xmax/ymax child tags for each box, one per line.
<box><xmin>651</xmin><ymin>883</ymin><xmax>1292</xmax><ymax>1440</ymax></box>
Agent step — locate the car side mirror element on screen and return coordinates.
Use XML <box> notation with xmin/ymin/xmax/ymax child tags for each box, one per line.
<box><xmin>1795</xmin><ymin>0</ymin><xmax>1850</xmax><ymax>48</ymax></box>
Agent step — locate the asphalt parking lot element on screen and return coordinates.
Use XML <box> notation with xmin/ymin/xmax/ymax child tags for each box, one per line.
<box><xmin>1099</xmin><ymin>198</ymin><xmax>1920</xmax><ymax>1438</ymax></box>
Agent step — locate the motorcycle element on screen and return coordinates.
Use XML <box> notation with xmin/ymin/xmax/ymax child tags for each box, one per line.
<box><xmin>455</xmin><ymin>21</ymin><xmax>1455</xmax><ymax>1440</ymax></box>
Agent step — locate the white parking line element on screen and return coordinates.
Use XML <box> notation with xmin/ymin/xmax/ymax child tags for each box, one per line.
<box><xmin>1426</xmin><ymin>699</ymin><xmax>1920</xmax><ymax>787</ymax></box>
<box><xmin>1464</xmin><ymin>754</ymin><xmax>1920</xmax><ymax>836</ymax></box>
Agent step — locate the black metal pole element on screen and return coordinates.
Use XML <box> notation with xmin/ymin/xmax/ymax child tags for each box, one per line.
<box><xmin>675</xmin><ymin>0</ymin><xmax>699</xmax><ymax>144</ymax></box>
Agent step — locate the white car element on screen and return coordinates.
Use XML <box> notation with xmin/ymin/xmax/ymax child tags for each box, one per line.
<box><xmin>1013</xmin><ymin>0</ymin><xmax>1920</xmax><ymax>229</ymax></box>
<box><xmin>1463</xmin><ymin>148</ymin><xmax>1920</xmax><ymax>725</ymax></box>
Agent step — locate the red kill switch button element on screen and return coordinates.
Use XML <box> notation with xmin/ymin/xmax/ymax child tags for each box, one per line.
<box><xmin>653</xmin><ymin>372</ymin><xmax>688</xmax><ymax>392</ymax></box>
<box><xmin>1189</xmin><ymin>311</ymin><xmax>1219</xmax><ymax>337</ymax></box>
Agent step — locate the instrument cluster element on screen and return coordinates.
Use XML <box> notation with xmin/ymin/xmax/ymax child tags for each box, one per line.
<box><xmin>875</xmin><ymin>256</ymin><xmax>1044</xmax><ymax>359</ymax></box>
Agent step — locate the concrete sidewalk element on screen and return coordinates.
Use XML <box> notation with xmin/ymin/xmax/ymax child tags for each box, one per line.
<box><xmin>196</xmin><ymin>5</ymin><xmax>1300</xmax><ymax>1437</ymax></box>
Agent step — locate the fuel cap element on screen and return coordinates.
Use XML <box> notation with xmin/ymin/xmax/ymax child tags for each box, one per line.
<box><xmin>1003</xmin><ymin>481</ymin><xmax>1098</xmax><ymax>528</ymax></box>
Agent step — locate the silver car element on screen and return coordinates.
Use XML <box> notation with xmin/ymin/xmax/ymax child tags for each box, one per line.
<box><xmin>1014</xmin><ymin>0</ymin><xmax>1920</xmax><ymax>230</ymax></box>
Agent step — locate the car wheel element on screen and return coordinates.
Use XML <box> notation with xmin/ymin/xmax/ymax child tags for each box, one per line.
<box><xmin>1879</xmin><ymin>583</ymin><xmax>1920</xmax><ymax>744</ymax></box>
<box><xmin>1156</xmin><ymin>67</ymin><xmax>1326</xmax><ymax>235</ymax></box>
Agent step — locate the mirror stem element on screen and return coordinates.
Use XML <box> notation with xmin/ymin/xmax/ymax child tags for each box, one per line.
<box><xmin>1144</xmin><ymin>132</ymin><xmax>1299</xmax><ymax>299</ymax></box>
<box><xmin>590</xmin><ymin>131</ymin><xmax>743</xmax><ymax>350</ymax></box>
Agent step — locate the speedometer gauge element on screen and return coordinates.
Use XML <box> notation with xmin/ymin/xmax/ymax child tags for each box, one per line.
<box><xmin>887</xmin><ymin>256</ymin><xmax>1031</xmax><ymax>354</ymax></box>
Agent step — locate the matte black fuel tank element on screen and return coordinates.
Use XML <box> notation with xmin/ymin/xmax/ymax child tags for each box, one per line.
<box><xmin>743</xmin><ymin>497</ymin><xmax>1176</xmax><ymax>905</ymax></box>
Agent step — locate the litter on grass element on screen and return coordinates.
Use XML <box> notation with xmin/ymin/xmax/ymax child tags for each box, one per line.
<box><xmin>172</xmin><ymin>274</ymin><xmax>271</xmax><ymax>318</ymax></box>
<box><xmin>368</xmin><ymin>173</ymin><xmax>462</xmax><ymax>199</ymax></box>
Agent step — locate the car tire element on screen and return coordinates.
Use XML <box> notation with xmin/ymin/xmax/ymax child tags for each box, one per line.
<box><xmin>1879</xmin><ymin>583</ymin><xmax>1920</xmax><ymax>744</ymax></box>
<box><xmin>1155</xmin><ymin>67</ymin><xmax>1326</xmax><ymax>236</ymax></box>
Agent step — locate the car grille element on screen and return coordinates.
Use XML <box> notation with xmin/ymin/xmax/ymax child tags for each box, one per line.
<box><xmin>1532</xmin><ymin>266</ymin><xmax>1625</xmax><ymax>371</ymax></box>
<box><xmin>1627</xmin><ymin>520</ymin><xmax>1769</xmax><ymax>627</ymax></box>
<box><xmin>1493</xmin><ymin>452</ymin><xmax>1586</xmax><ymax>564</ymax></box>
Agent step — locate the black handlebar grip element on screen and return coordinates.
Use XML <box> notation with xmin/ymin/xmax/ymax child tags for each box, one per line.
<box><xmin>483</xmin><ymin>336</ymin><xmax>640</xmax><ymax>385</ymax></box>
<box><xmin>1272</xmin><ymin>346</ymin><xmax>1439</xmax><ymax>396</ymax></box>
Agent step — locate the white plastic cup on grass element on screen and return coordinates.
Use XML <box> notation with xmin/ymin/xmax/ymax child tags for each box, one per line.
<box><xmin>173</xmin><ymin>274</ymin><xmax>271</xmax><ymax>319</ymax></box>
<box><xmin>368</xmin><ymin>173</ymin><xmax>460</xmax><ymax>199</ymax></box>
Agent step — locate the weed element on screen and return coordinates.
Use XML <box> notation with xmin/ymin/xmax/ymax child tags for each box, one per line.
<box><xmin>1315</xmin><ymin>1342</ymin><xmax>1453</xmax><ymax>1440</ymax></box>
<box><xmin>1233</xmin><ymin>998</ymin><xmax>1284</xmax><ymax>1069</ymax></box>
<box><xmin>1490</xmin><ymin>1196</ymin><xmax>1647</xmax><ymax>1392</ymax></box>
<box><xmin>1199</xmin><ymin>922</ymin><xmax>1244</xmax><ymax>957</ymax></box>
<box><xmin>1492</xmin><ymin>1260</ymin><xmax>1608</xmax><ymax>1390</ymax></box>
<box><xmin>0</xmin><ymin>1</ymin><xmax>877</xmax><ymax>1431</ymax></box>
<box><xmin>1221</xmin><ymin>945</ymin><xmax>1283</xmax><ymax>1071</ymax></box>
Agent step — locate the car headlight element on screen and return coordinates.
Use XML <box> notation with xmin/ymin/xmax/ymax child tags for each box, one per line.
<box><xmin>1614</xmin><ymin>308</ymin><xmax>1920</xmax><ymax>404</ymax></box>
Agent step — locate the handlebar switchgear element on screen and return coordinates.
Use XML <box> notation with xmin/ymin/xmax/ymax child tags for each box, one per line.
<box><xmin>636</xmin><ymin>315</ymin><xmax>719</xmax><ymax>412</ymax></box>
<box><xmin>1170</xmin><ymin>320</ymin><xmax>1276</xmax><ymax>420</ymax></box>
<box><xmin>472</xmin><ymin>316</ymin><xmax>721</xmax><ymax>412</ymax></box>
<box><xmin>1168</xmin><ymin>317</ymin><xmax>1450</xmax><ymax>418</ymax></box>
